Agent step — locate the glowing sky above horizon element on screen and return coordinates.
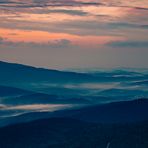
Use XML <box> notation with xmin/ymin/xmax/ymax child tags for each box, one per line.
<box><xmin>0</xmin><ymin>0</ymin><xmax>148</xmax><ymax>69</ymax></box>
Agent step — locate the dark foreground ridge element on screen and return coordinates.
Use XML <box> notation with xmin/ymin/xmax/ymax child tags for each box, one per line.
<box><xmin>55</xmin><ymin>98</ymin><xmax>148</xmax><ymax>123</ymax></box>
<box><xmin>0</xmin><ymin>117</ymin><xmax>148</xmax><ymax>148</ymax></box>
<box><xmin>0</xmin><ymin>99</ymin><xmax>148</xmax><ymax>148</ymax></box>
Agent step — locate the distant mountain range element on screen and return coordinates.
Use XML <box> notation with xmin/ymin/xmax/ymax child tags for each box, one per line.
<box><xmin>0</xmin><ymin>60</ymin><xmax>148</xmax><ymax>97</ymax></box>
<box><xmin>0</xmin><ymin>61</ymin><xmax>147</xmax><ymax>89</ymax></box>
<box><xmin>0</xmin><ymin>61</ymin><xmax>97</xmax><ymax>86</ymax></box>
<box><xmin>0</xmin><ymin>61</ymin><xmax>148</xmax><ymax>147</ymax></box>
<box><xmin>0</xmin><ymin>85</ymin><xmax>32</xmax><ymax>97</ymax></box>
<box><xmin>1</xmin><ymin>92</ymin><xmax>90</xmax><ymax>106</ymax></box>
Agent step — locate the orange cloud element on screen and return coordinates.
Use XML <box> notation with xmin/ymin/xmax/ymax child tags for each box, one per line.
<box><xmin>0</xmin><ymin>28</ymin><xmax>123</xmax><ymax>47</ymax></box>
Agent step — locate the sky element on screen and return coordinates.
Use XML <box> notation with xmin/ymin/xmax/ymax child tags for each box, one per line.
<box><xmin>0</xmin><ymin>0</ymin><xmax>148</xmax><ymax>69</ymax></box>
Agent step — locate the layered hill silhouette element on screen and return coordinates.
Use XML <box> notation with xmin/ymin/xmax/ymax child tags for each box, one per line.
<box><xmin>0</xmin><ymin>85</ymin><xmax>32</xmax><ymax>97</ymax></box>
<box><xmin>0</xmin><ymin>61</ymin><xmax>148</xmax><ymax>147</ymax></box>
<box><xmin>0</xmin><ymin>61</ymin><xmax>97</xmax><ymax>85</ymax></box>
<box><xmin>63</xmin><ymin>98</ymin><xmax>148</xmax><ymax>123</ymax></box>
<box><xmin>0</xmin><ymin>61</ymin><xmax>147</xmax><ymax>87</ymax></box>
<box><xmin>1</xmin><ymin>92</ymin><xmax>90</xmax><ymax>105</ymax></box>
<box><xmin>1</xmin><ymin>99</ymin><xmax>148</xmax><ymax>127</ymax></box>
